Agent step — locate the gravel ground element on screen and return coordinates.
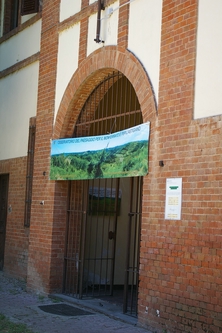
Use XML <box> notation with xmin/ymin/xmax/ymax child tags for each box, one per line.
<box><xmin>0</xmin><ymin>271</ymin><xmax>154</xmax><ymax>333</ymax></box>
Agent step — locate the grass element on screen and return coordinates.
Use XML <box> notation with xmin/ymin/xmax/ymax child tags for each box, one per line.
<box><xmin>0</xmin><ymin>313</ymin><xmax>35</xmax><ymax>333</ymax></box>
<box><xmin>38</xmin><ymin>295</ymin><xmax>45</xmax><ymax>301</ymax></box>
<box><xmin>9</xmin><ymin>289</ymin><xmax>20</xmax><ymax>295</ymax></box>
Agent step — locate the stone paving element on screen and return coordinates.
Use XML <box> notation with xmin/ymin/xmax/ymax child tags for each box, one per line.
<box><xmin>0</xmin><ymin>271</ymin><xmax>154</xmax><ymax>333</ymax></box>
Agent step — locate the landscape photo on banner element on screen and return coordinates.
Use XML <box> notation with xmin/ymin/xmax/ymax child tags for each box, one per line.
<box><xmin>50</xmin><ymin>122</ymin><xmax>150</xmax><ymax>180</ymax></box>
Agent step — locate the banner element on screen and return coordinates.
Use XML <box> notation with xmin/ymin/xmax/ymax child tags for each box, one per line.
<box><xmin>50</xmin><ymin>122</ymin><xmax>150</xmax><ymax>180</ymax></box>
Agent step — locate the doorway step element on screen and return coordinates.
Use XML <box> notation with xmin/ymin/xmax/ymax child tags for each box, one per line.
<box><xmin>50</xmin><ymin>293</ymin><xmax>137</xmax><ymax>326</ymax></box>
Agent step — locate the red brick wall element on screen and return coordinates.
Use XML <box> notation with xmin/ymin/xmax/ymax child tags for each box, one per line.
<box><xmin>26</xmin><ymin>0</ymin><xmax>66</xmax><ymax>293</ymax></box>
<box><xmin>54</xmin><ymin>46</ymin><xmax>156</xmax><ymax>138</ymax></box>
<box><xmin>19</xmin><ymin>0</ymin><xmax>222</xmax><ymax>332</ymax></box>
<box><xmin>0</xmin><ymin>157</ymin><xmax>29</xmax><ymax>280</ymax></box>
<box><xmin>138</xmin><ymin>1</ymin><xmax>222</xmax><ymax>332</ymax></box>
<box><xmin>78</xmin><ymin>0</ymin><xmax>89</xmax><ymax>64</ymax></box>
<box><xmin>118</xmin><ymin>0</ymin><xmax>129</xmax><ymax>48</ymax></box>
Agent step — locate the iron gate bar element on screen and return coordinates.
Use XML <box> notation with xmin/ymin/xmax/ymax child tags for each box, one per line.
<box><xmin>109</xmin><ymin>178</ymin><xmax>120</xmax><ymax>296</ymax></box>
<box><xmin>79</xmin><ymin>180</ymin><xmax>89</xmax><ymax>298</ymax></box>
<box><xmin>74</xmin><ymin>110</ymin><xmax>141</xmax><ymax>128</ymax></box>
<box><xmin>135</xmin><ymin>177</ymin><xmax>143</xmax><ymax>315</ymax></box>
<box><xmin>98</xmin><ymin>178</ymin><xmax>107</xmax><ymax>294</ymax></box>
<box><xmin>136</xmin><ymin>178</ymin><xmax>142</xmax><ymax>315</ymax></box>
<box><xmin>101</xmin><ymin>178</ymin><xmax>110</xmax><ymax>295</ymax></box>
<box><xmin>129</xmin><ymin>177</ymin><xmax>142</xmax><ymax>315</ymax></box>
<box><xmin>64</xmin><ymin>71</ymin><xmax>143</xmax><ymax>317</ymax></box>
<box><xmin>92</xmin><ymin>179</ymin><xmax>100</xmax><ymax>294</ymax></box>
<box><xmin>63</xmin><ymin>181</ymin><xmax>71</xmax><ymax>294</ymax></box>
<box><xmin>84</xmin><ymin>179</ymin><xmax>97</xmax><ymax>296</ymax></box>
<box><xmin>123</xmin><ymin>177</ymin><xmax>142</xmax><ymax>315</ymax></box>
<box><xmin>63</xmin><ymin>181</ymin><xmax>86</xmax><ymax>297</ymax></box>
<box><xmin>123</xmin><ymin>177</ymin><xmax>134</xmax><ymax>313</ymax></box>
<box><xmin>82</xmin><ymin>178</ymin><xmax>118</xmax><ymax>298</ymax></box>
<box><xmin>84</xmin><ymin>257</ymin><xmax>114</xmax><ymax>260</ymax></box>
<box><xmin>84</xmin><ymin>179</ymin><xmax>94</xmax><ymax>296</ymax></box>
<box><xmin>130</xmin><ymin>178</ymin><xmax>139</xmax><ymax>314</ymax></box>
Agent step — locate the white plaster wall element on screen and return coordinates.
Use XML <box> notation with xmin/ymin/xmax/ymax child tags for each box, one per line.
<box><xmin>0</xmin><ymin>19</ymin><xmax>41</xmax><ymax>71</ymax></box>
<box><xmin>21</xmin><ymin>13</ymin><xmax>36</xmax><ymax>24</ymax></box>
<box><xmin>89</xmin><ymin>0</ymin><xmax>96</xmax><ymax>4</ymax></box>
<box><xmin>0</xmin><ymin>62</ymin><xmax>39</xmax><ymax>159</ymax></box>
<box><xmin>87</xmin><ymin>1</ymin><xmax>119</xmax><ymax>56</ymax></box>
<box><xmin>60</xmin><ymin>0</ymin><xmax>81</xmax><ymax>22</ymax></box>
<box><xmin>128</xmin><ymin>0</ymin><xmax>163</xmax><ymax>103</ymax></box>
<box><xmin>194</xmin><ymin>0</ymin><xmax>222</xmax><ymax>119</ymax></box>
<box><xmin>55</xmin><ymin>23</ymin><xmax>80</xmax><ymax>118</ymax></box>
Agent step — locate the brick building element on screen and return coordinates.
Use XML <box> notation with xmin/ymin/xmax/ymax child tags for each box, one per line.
<box><xmin>0</xmin><ymin>1</ymin><xmax>222</xmax><ymax>332</ymax></box>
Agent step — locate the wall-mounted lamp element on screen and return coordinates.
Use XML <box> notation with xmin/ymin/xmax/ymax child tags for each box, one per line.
<box><xmin>43</xmin><ymin>171</ymin><xmax>46</xmax><ymax>176</ymax></box>
<box><xmin>159</xmin><ymin>160</ymin><xmax>164</xmax><ymax>167</ymax></box>
<box><xmin>94</xmin><ymin>0</ymin><xmax>105</xmax><ymax>43</ymax></box>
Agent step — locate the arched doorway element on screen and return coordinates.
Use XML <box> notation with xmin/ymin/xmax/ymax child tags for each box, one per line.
<box><xmin>62</xmin><ymin>71</ymin><xmax>144</xmax><ymax>316</ymax></box>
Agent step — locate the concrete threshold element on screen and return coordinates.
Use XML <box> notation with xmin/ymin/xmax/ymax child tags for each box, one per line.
<box><xmin>50</xmin><ymin>293</ymin><xmax>138</xmax><ymax>327</ymax></box>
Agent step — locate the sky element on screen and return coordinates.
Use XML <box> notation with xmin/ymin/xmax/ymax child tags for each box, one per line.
<box><xmin>51</xmin><ymin>122</ymin><xmax>150</xmax><ymax>156</ymax></box>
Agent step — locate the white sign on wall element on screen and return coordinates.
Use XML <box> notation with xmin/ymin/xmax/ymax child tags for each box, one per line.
<box><xmin>165</xmin><ymin>178</ymin><xmax>182</xmax><ymax>220</ymax></box>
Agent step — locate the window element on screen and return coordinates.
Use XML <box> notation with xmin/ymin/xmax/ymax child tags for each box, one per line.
<box><xmin>11</xmin><ymin>0</ymin><xmax>19</xmax><ymax>30</ymax></box>
<box><xmin>3</xmin><ymin>0</ymin><xmax>19</xmax><ymax>34</ymax></box>
<box><xmin>2</xmin><ymin>0</ymin><xmax>40</xmax><ymax>36</ymax></box>
<box><xmin>21</xmin><ymin>0</ymin><xmax>39</xmax><ymax>15</ymax></box>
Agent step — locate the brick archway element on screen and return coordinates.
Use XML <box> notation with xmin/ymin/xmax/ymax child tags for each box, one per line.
<box><xmin>49</xmin><ymin>45</ymin><xmax>158</xmax><ymax>308</ymax></box>
<box><xmin>53</xmin><ymin>46</ymin><xmax>157</xmax><ymax>139</ymax></box>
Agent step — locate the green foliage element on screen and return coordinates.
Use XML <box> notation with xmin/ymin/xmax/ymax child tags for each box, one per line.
<box><xmin>50</xmin><ymin>141</ymin><xmax>148</xmax><ymax>180</ymax></box>
<box><xmin>38</xmin><ymin>294</ymin><xmax>45</xmax><ymax>301</ymax></box>
<box><xmin>0</xmin><ymin>313</ymin><xmax>35</xmax><ymax>333</ymax></box>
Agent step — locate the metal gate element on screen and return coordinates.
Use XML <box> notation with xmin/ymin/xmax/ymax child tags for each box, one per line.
<box><xmin>63</xmin><ymin>72</ymin><xmax>143</xmax><ymax>316</ymax></box>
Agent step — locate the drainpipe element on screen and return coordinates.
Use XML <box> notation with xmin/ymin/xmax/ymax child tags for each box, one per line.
<box><xmin>94</xmin><ymin>0</ymin><xmax>105</xmax><ymax>43</ymax></box>
<box><xmin>0</xmin><ymin>0</ymin><xmax>5</xmax><ymax>36</ymax></box>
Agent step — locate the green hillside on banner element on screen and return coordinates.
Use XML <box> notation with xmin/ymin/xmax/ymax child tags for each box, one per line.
<box><xmin>50</xmin><ymin>140</ymin><xmax>148</xmax><ymax>180</ymax></box>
